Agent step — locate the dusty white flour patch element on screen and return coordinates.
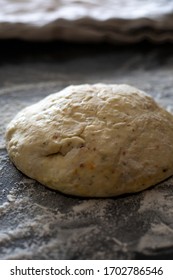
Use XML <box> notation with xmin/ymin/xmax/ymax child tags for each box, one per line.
<box><xmin>72</xmin><ymin>199</ymin><xmax>109</xmax><ymax>217</ymax></box>
<box><xmin>139</xmin><ymin>177</ymin><xmax>173</xmax><ymax>213</ymax></box>
<box><xmin>0</xmin><ymin>177</ymin><xmax>109</xmax><ymax>259</ymax></box>
<box><xmin>7</xmin><ymin>195</ymin><xmax>16</xmax><ymax>202</ymax></box>
<box><xmin>137</xmin><ymin>221</ymin><xmax>173</xmax><ymax>253</ymax></box>
<box><xmin>0</xmin><ymin>202</ymin><xmax>10</xmax><ymax>213</ymax></box>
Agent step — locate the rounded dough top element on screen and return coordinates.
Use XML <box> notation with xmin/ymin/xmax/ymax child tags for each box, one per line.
<box><xmin>5</xmin><ymin>84</ymin><xmax>173</xmax><ymax>197</ymax></box>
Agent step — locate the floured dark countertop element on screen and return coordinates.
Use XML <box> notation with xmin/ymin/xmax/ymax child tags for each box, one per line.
<box><xmin>0</xmin><ymin>41</ymin><xmax>173</xmax><ymax>259</ymax></box>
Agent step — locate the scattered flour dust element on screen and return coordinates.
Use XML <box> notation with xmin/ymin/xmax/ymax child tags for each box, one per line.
<box><xmin>0</xmin><ymin>175</ymin><xmax>110</xmax><ymax>259</ymax></box>
<box><xmin>1</xmin><ymin>83</ymin><xmax>173</xmax><ymax>259</ymax></box>
<box><xmin>137</xmin><ymin>177</ymin><xmax>173</xmax><ymax>254</ymax></box>
<box><xmin>139</xmin><ymin>177</ymin><xmax>173</xmax><ymax>213</ymax></box>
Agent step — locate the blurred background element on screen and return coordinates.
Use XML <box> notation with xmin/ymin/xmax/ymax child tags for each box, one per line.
<box><xmin>0</xmin><ymin>0</ymin><xmax>173</xmax><ymax>42</ymax></box>
<box><xmin>0</xmin><ymin>0</ymin><xmax>173</xmax><ymax>90</ymax></box>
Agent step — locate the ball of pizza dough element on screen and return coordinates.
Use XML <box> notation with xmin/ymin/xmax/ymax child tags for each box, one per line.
<box><xmin>5</xmin><ymin>84</ymin><xmax>173</xmax><ymax>197</ymax></box>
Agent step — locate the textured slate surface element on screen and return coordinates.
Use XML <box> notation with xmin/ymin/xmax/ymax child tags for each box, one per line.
<box><xmin>0</xmin><ymin>41</ymin><xmax>173</xmax><ymax>259</ymax></box>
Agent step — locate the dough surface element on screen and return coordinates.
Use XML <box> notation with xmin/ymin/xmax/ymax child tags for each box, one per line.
<box><xmin>5</xmin><ymin>84</ymin><xmax>173</xmax><ymax>197</ymax></box>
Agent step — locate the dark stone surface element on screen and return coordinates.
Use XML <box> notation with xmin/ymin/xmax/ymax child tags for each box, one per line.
<box><xmin>0</xmin><ymin>41</ymin><xmax>173</xmax><ymax>259</ymax></box>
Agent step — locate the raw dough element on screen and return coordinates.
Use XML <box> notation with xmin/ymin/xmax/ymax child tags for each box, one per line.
<box><xmin>5</xmin><ymin>84</ymin><xmax>173</xmax><ymax>197</ymax></box>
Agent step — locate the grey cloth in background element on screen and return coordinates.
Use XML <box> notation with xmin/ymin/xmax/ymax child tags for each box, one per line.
<box><xmin>0</xmin><ymin>0</ymin><xmax>173</xmax><ymax>42</ymax></box>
